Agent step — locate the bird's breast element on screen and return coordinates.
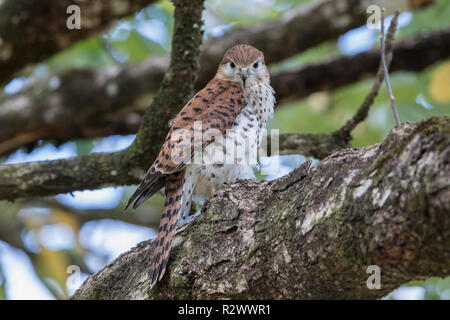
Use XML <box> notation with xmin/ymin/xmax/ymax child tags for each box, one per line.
<box><xmin>185</xmin><ymin>81</ymin><xmax>275</xmax><ymax>201</ymax></box>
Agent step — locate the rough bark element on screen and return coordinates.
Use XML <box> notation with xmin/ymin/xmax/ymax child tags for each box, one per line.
<box><xmin>71</xmin><ymin>116</ymin><xmax>449</xmax><ymax>300</ymax></box>
<box><xmin>0</xmin><ymin>0</ymin><xmax>157</xmax><ymax>85</ymax></box>
<box><xmin>2</xmin><ymin>28</ymin><xmax>449</xmax><ymax>156</ymax></box>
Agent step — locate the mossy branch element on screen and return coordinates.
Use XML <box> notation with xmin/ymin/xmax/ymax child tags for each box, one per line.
<box><xmin>72</xmin><ymin>116</ymin><xmax>450</xmax><ymax>299</ymax></box>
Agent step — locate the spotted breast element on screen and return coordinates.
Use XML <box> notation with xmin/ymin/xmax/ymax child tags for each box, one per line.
<box><xmin>179</xmin><ymin>80</ymin><xmax>275</xmax><ymax>222</ymax></box>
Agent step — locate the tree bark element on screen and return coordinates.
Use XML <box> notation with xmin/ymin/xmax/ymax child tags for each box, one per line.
<box><xmin>72</xmin><ymin>116</ymin><xmax>449</xmax><ymax>299</ymax></box>
<box><xmin>1</xmin><ymin>28</ymin><xmax>449</xmax><ymax>156</ymax></box>
<box><xmin>0</xmin><ymin>0</ymin><xmax>157</xmax><ymax>85</ymax></box>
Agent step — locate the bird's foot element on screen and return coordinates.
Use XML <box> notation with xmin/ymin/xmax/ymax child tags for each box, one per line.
<box><xmin>177</xmin><ymin>209</ymin><xmax>201</xmax><ymax>227</ymax></box>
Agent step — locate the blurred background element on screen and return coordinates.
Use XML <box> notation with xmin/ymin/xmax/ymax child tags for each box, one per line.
<box><xmin>0</xmin><ymin>0</ymin><xmax>449</xmax><ymax>299</ymax></box>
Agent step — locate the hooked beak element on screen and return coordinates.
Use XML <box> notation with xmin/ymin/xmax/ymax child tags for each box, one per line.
<box><xmin>240</xmin><ymin>68</ymin><xmax>248</xmax><ymax>84</ymax></box>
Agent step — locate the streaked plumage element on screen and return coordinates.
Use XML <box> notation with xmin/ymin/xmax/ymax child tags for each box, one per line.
<box><xmin>126</xmin><ymin>44</ymin><xmax>275</xmax><ymax>288</ymax></box>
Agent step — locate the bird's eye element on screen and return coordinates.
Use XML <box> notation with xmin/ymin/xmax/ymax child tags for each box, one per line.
<box><xmin>229</xmin><ymin>61</ymin><xmax>236</xmax><ymax>69</ymax></box>
<box><xmin>253</xmin><ymin>61</ymin><xmax>259</xmax><ymax>69</ymax></box>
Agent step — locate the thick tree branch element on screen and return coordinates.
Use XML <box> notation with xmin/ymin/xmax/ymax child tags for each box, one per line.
<box><xmin>0</xmin><ymin>0</ymin><xmax>157</xmax><ymax>85</ymax></box>
<box><xmin>0</xmin><ymin>0</ymin><xmax>205</xmax><ymax>201</ymax></box>
<box><xmin>2</xmin><ymin>28</ymin><xmax>449</xmax><ymax>156</ymax></box>
<box><xmin>71</xmin><ymin>116</ymin><xmax>449</xmax><ymax>299</ymax></box>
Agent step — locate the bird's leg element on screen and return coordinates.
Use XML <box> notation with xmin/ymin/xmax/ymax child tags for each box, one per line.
<box><xmin>205</xmin><ymin>181</ymin><xmax>216</xmax><ymax>199</ymax></box>
<box><xmin>177</xmin><ymin>201</ymin><xmax>201</xmax><ymax>228</ymax></box>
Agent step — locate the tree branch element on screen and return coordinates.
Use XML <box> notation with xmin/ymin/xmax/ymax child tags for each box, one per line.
<box><xmin>0</xmin><ymin>151</ymin><xmax>135</xmax><ymax>202</ymax></box>
<box><xmin>1</xmin><ymin>0</ymin><xmax>434</xmax><ymax>86</ymax></box>
<box><xmin>269</xmin><ymin>132</ymin><xmax>349</xmax><ymax>160</ymax></box>
<box><xmin>71</xmin><ymin>116</ymin><xmax>450</xmax><ymax>299</ymax></box>
<box><xmin>0</xmin><ymin>0</ymin><xmax>158</xmax><ymax>85</ymax></box>
<box><xmin>380</xmin><ymin>9</ymin><xmax>401</xmax><ymax>128</ymax></box>
<box><xmin>0</xmin><ymin>129</ymin><xmax>346</xmax><ymax>202</ymax></box>
<box><xmin>272</xmin><ymin>28</ymin><xmax>450</xmax><ymax>103</ymax></box>
<box><xmin>0</xmin><ymin>0</ymin><xmax>205</xmax><ymax>201</ymax></box>
<box><xmin>333</xmin><ymin>10</ymin><xmax>399</xmax><ymax>141</ymax></box>
<box><xmin>2</xmin><ymin>28</ymin><xmax>449</xmax><ymax>156</ymax></box>
<box><xmin>195</xmin><ymin>0</ymin><xmax>435</xmax><ymax>87</ymax></box>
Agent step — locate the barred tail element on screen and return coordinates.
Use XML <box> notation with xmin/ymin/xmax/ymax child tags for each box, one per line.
<box><xmin>149</xmin><ymin>170</ymin><xmax>185</xmax><ymax>287</ymax></box>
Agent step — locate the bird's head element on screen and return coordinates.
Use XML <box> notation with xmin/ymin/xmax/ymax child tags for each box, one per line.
<box><xmin>216</xmin><ymin>44</ymin><xmax>269</xmax><ymax>87</ymax></box>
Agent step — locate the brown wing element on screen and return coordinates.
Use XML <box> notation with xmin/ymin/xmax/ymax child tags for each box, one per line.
<box><xmin>126</xmin><ymin>78</ymin><xmax>245</xmax><ymax>210</ymax></box>
<box><xmin>154</xmin><ymin>78</ymin><xmax>246</xmax><ymax>173</ymax></box>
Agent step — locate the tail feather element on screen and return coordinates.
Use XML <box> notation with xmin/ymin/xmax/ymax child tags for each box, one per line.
<box><xmin>149</xmin><ymin>170</ymin><xmax>185</xmax><ymax>287</ymax></box>
<box><xmin>132</xmin><ymin>177</ymin><xmax>166</xmax><ymax>210</ymax></box>
<box><xmin>125</xmin><ymin>169</ymin><xmax>165</xmax><ymax>210</ymax></box>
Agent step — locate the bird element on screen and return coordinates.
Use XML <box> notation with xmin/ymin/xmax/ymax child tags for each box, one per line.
<box><xmin>126</xmin><ymin>44</ymin><xmax>275</xmax><ymax>288</ymax></box>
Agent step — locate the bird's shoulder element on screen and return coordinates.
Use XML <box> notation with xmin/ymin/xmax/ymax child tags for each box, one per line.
<box><xmin>152</xmin><ymin>78</ymin><xmax>247</xmax><ymax>175</ymax></box>
<box><xmin>170</xmin><ymin>78</ymin><xmax>245</xmax><ymax>128</ymax></box>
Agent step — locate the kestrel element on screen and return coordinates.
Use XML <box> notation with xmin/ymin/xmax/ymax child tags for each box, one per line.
<box><xmin>126</xmin><ymin>44</ymin><xmax>275</xmax><ymax>288</ymax></box>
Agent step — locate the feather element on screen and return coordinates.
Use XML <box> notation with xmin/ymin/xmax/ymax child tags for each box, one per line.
<box><xmin>151</xmin><ymin>78</ymin><xmax>247</xmax><ymax>175</ymax></box>
<box><xmin>125</xmin><ymin>170</ymin><xmax>164</xmax><ymax>210</ymax></box>
<box><xmin>149</xmin><ymin>171</ymin><xmax>185</xmax><ymax>287</ymax></box>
